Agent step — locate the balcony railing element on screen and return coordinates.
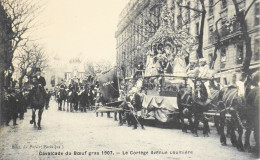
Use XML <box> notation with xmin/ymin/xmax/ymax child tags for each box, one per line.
<box><xmin>208</xmin><ymin>20</ymin><xmax>241</xmax><ymax>44</ymax></box>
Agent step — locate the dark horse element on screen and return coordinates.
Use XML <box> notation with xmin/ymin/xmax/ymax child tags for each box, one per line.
<box><xmin>177</xmin><ymin>79</ymin><xmax>210</xmax><ymax>137</ymax></box>
<box><xmin>57</xmin><ymin>88</ymin><xmax>67</xmax><ymax>111</ymax></box>
<box><xmin>204</xmin><ymin>72</ymin><xmax>259</xmax><ymax>152</ymax></box>
<box><xmin>29</xmin><ymin>85</ymin><xmax>46</xmax><ymax>129</ymax></box>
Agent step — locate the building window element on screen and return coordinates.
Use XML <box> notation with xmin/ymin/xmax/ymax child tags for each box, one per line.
<box><xmin>221</xmin><ymin>0</ymin><xmax>227</xmax><ymax>9</ymax></box>
<box><xmin>187</xmin><ymin>27</ymin><xmax>190</xmax><ymax>34</ymax></box>
<box><xmin>195</xmin><ymin>0</ymin><xmax>199</xmax><ymax>9</ymax></box>
<box><xmin>177</xmin><ymin>15</ymin><xmax>182</xmax><ymax>29</ymax></box>
<box><xmin>238</xmin><ymin>0</ymin><xmax>245</xmax><ymax>11</ymax></box>
<box><xmin>236</xmin><ymin>42</ymin><xmax>243</xmax><ymax>64</ymax></box>
<box><xmin>220</xmin><ymin>47</ymin><xmax>226</xmax><ymax>68</ymax></box>
<box><xmin>255</xmin><ymin>2</ymin><xmax>260</xmax><ymax>26</ymax></box>
<box><xmin>186</xmin><ymin>2</ymin><xmax>190</xmax><ymax>22</ymax></box>
<box><xmin>208</xmin><ymin>53</ymin><xmax>213</xmax><ymax>68</ymax></box>
<box><xmin>208</xmin><ymin>25</ymin><xmax>214</xmax><ymax>44</ymax></box>
<box><xmin>209</xmin><ymin>0</ymin><xmax>214</xmax><ymax>16</ymax></box>
<box><xmin>223</xmin><ymin>77</ymin><xmax>228</xmax><ymax>85</ymax></box>
<box><xmin>255</xmin><ymin>38</ymin><xmax>260</xmax><ymax>61</ymax></box>
<box><xmin>171</xmin><ymin>13</ymin><xmax>175</xmax><ymax>30</ymax></box>
<box><xmin>196</xmin><ymin>22</ymin><xmax>199</xmax><ymax>35</ymax></box>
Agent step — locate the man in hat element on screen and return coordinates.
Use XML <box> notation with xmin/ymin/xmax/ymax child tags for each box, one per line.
<box><xmin>128</xmin><ymin>87</ymin><xmax>145</xmax><ymax>130</ymax></box>
<box><xmin>30</xmin><ymin>67</ymin><xmax>47</xmax><ymax>99</ymax></box>
<box><xmin>59</xmin><ymin>79</ymin><xmax>67</xmax><ymax>90</ymax></box>
<box><xmin>34</xmin><ymin>68</ymin><xmax>46</xmax><ymax>87</ymax></box>
<box><xmin>4</xmin><ymin>85</ymin><xmax>18</xmax><ymax>126</ymax></box>
<box><xmin>45</xmin><ymin>88</ymin><xmax>52</xmax><ymax>109</ymax></box>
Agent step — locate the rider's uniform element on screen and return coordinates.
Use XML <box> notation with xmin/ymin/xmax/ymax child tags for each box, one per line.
<box><xmin>30</xmin><ymin>76</ymin><xmax>47</xmax><ymax>97</ymax></box>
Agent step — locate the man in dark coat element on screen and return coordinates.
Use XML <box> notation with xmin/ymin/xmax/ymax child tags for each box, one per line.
<box><xmin>28</xmin><ymin>68</ymin><xmax>47</xmax><ymax>106</ymax></box>
<box><xmin>129</xmin><ymin>88</ymin><xmax>145</xmax><ymax>130</ymax></box>
<box><xmin>4</xmin><ymin>87</ymin><xmax>18</xmax><ymax>126</ymax></box>
<box><xmin>31</xmin><ymin>68</ymin><xmax>46</xmax><ymax>93</ymax></box>
<box><xmin>17</xmin><ymin>90</ymin><xmax>27</xmax><ymax>120</ymax></box>
<box><xmin>118</xmin><ymin>95</ymin><xmax>132</xmax><ymax>126</ymax></box>
<box><xmin>34</xmin><ymin>68</ymin><xmax>46</xmax><ymax>87</ymax></box>
<box><xmin>45</xmin><ymin>88</ymin><xmax>52</xmax><ymax>110</ymax></box>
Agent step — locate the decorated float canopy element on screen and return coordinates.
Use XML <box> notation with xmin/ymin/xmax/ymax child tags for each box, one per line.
<box><xmin>140</xmin><ymin>5</ymin><xmax>197</xmax><ymax>79</ymax></box>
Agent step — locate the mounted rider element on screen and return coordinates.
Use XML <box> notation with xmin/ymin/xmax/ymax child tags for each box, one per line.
<box><xmin>30</xmin><ymin>68</ymin><xmax>47</xmax><ymax>99</ymax></box>
<box><xmin>68</xmin><ymin>79</ymin><xmax>79</xmax><ymax>92</ymax></box>
<box><xmin>59</xmin><ymin>79</ymin><xmax>67</xmax><ymax>90</ymax></box>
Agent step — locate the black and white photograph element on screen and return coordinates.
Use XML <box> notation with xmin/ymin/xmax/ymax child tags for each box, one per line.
<box><xmin>0</xmin><ymin>0</ymin><xmax>259</xmax><ymax>159</ymax></box>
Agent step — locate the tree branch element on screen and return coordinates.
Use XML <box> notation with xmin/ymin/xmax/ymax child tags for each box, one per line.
<box><xmin>245</xmin><ymin>0</ymin><xmax>257</xmax><ymax>17</ymax></box>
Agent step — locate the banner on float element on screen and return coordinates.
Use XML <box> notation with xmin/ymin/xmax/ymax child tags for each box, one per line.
<box><xmin>98</xmin><ymin>69</ymin><xmax>119</xmax><ymax>103</ymax></box>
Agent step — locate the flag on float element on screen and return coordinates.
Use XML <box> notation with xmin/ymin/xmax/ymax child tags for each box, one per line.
<box><xmin>97</xmin><ymin>68</ymin><xmax>119</xmax><ymax>103</ymax></box>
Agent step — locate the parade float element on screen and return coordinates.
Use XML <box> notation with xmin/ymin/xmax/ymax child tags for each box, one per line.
<box><xmin>123</xmin><ymin>5</ymin><xmax>198</xmax><ymax>123</ymax></box>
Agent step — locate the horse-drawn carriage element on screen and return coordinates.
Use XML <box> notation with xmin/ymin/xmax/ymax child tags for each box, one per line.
<box><xmin>119</xmin><ymin>4</ymin><xmax>259</xmax><ymax>151</ymax></box>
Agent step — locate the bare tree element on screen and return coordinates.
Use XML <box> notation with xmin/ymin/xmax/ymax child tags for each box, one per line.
<box><xmin>231</xmin><ymin>0</ymin><xmax>257</xmax><ymax>73</ymax></box>
<box><xmin>176</xmin><ymin>0</ymin><xmax>205</xmax><ymax>59</ymax></box>
<box><xmin>176</xmin><ymin>0</ymin><xmax>222</xmax><ymax>59</ymax></box>
<box><xmin>16</xmin><ymin>43</ymin><xmax>48</xmax><ymax>90</ymax></box>
<box><xmin>1</xmin><ymin>0</ymin><xmax>41</xmax><ymax>86</ymax></box>
<box><xmin>211</xmin><ymin>0</ymin><xmax>257</xmax><ymax>72</ymax></box>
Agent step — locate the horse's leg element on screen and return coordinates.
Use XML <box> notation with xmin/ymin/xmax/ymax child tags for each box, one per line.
<box><xmin>63</xmin><ymin>99</ymin><xmax>66</xmax><ymax>111</ymax></box>
<box><xmin>193</xmin><ymin>113</ymin><xmax>199</xmax><ymax>137</ymax></box>
<box><xmin>67</xmin><ymin>99</ymin><xmax>69</xmax><ymax>112</ymax></box>
<box><xmin>229</xmin><ymin>118</ymin><xmax>237</xmax><ymax>147</ymax></box>
<box><xmin>71</xmin><ymin>103</ymin><xmax>74</xmax><ymax>112</ymax></box>
<box><xmin>181</xmin><ymin>114</ymin><xmax>187</xmax><ymax>133</ymax></box>
<box><xmin>203</xmin><ymin>115</ymin><xmax>210</xmax><ymax>137</ymax></box>
<box><xmin>253</xmin><ymin>126</ymin><xmax>259</xmax><ymax>153</ymax></box>
<box><xmin>237</xmin><ymin>125</ymin><xmax>244</xmax><ymax>151</ymax></box>
<box><xmin>188</xmin><ymin>115</ymin><xmax>193</xmax><ymax>134</ymax></box>
<box><xmin>37</xmin><ymin>108</ymin><xmax>44</xmax><ymax>130</ymax></box>
<box><xmin>219</xmin><ymin>112</ymin><xmax>227</xmax><ymax>145</ymax></box>
<box><xmin>58</xmin><ymin>101</ymin><xmax>60</xmax><ymax>110</ymax></box>
<box><xmin>179</xmin><ymin>106</ymin><xmax>187</xmax><ymax>133</ymax></box>
<box><xmin>244</xmin><ymin>128</ymin><xmax>251</xmax><ymax>152</ymax></box>
<box><xmin>30</xmin><ymin>108</ymin><xmax>36</xmax><ymax>127</ymax></box>
<box><xmin>214</xmin><ymin>116</ymin><xmax>221</xmax><ymax>134</ymax></box>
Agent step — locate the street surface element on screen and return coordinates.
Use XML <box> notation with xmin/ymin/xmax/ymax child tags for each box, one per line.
<box><xmin>0</xmin><ymin>99</ymin><xmax>258</xmax><ymax>160</ymax></box>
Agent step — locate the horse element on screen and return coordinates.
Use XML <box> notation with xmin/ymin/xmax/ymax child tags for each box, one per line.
<box><xmin>57</xmin><ymin>88</ymin><xmax>67</xmax><ymax>111</ymax></box>
<box><xmin>29</xmin><ymin>85</ymin><xmax>46</xmax><ymax>129</ymax></box>
<box><xmin>177</xmin><ymin>79</ymin><xmax>211</xmax><ymax>137</ymax></box>
<box><xmin>239</xmin><ymin>71</ymin><xmax>259</xmax><ymax>152</ymax></box>
<box><xmin>203</xmin><ymin>71</ymin><xmax>259</xmax><ymax>152</ymax></box>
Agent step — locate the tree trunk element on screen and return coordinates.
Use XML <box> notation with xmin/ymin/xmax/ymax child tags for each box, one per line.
<box><xmin>211</xmin><ymin>18</ymin><xmax>222</xmax><ymax>69</ymax></box>
<box><xmin>232</xmin><ymin>0</ymin><xmax>253</xmax><ymax>73</ymax></box>
<box><xmin>0</xmin><ymin>70</ymin><xmax>4</xmax><ymax>124</ymax></box>
<box><xmin>19</xmin><ymin>72</ymin><xmax>26</xmax><ymax>90</ymax></box>
<box><xmin>239</xmin><ymin>15</ymin><xmax>252</xmax><ymax>72</ymax></box>
<box><xmin>197</xmin><ymin>0</ymin><xmax>206</xmax><ymax>58</ymax></box>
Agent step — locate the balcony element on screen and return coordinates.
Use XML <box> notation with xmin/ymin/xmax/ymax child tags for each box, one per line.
<box><xmin>208</xmin><ymin>20</ymin><xmax>242</xmax><ymax>45</ymax></box>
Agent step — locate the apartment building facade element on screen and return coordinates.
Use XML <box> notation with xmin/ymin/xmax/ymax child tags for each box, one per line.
<box><xmin>116</xmin><ymin>0</ymin><xmax>260</xmax><ymax>85</ymax></box>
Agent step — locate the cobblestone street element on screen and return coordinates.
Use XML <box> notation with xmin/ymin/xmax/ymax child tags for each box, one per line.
<box><xmin>0</xmin><ymin>99</ymin><xmax>258</xmax><ymax>160</ymax></box>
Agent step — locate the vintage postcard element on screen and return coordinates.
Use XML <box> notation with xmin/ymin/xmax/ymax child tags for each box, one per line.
<box><xmin>0</xmin><ymin>0</ymin><xmax>259</xmax><ymax>160</ymax></box>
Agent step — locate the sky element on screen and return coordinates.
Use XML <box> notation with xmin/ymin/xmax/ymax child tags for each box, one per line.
<box><xmin>31</xmin><ymin>0</ymin><xmax>129</xmax><ymax>66</ymax></box>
